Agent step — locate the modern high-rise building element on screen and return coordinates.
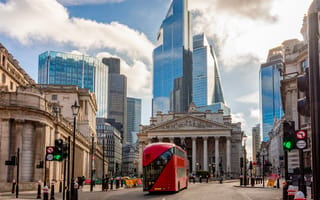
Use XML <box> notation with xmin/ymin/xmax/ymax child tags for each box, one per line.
<box><xmin>193</xmin><ymin>33</ymin><xmax>225</xmax><ymax>107</ymax></box>
<box><xmin>126</xmin><ymin>97</ymin><xmax>141</xmax><ymax>144</ymax></box>
<box><xmin>102</xmin><ymin>57</ymin><xmax>127</xmax><ymax>144</ymax></box>
<box><xmin>153</xmin><ymin>0</ymin><xmax>193</xmax><ymax>115</ymax></box>
<box><xmin>252</xmin><ymin>124</ymin><xmax>261</xmax><ymax>168</ymax></box>
<box><xmin>38</xmin><ymin>51</ymin><xmax>109</xmax><ymax>117</ymax></box>
<box><xmin>260</xmin><ymin>47</ymin><xmax>284</xmax><ymax>142</ymax></box>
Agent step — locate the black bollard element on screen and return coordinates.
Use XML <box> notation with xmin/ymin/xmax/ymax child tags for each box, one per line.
<box><xmin>43</xmin><ymin>185</ymin><xmax>49</xmax><ymax>200</ymax></box>
<box><xmin>240</xmin><ymin>177</ymin><xmax>243</xmax><ymax>186</ymax></box>
<box><xmin>11</xmin><ymin>180</ymin><xmax>16</xmax><ymax>194</ymax></box>
<box><xmin>116</xmin><ymin>179</ymin><xmax>120</xmax><ymax>189</ymax></box>
<box><xmin>74</xmin><ymin>182</ymin><xmax>79</xmax><ymax>200</ymax></box>
<box><xmin>36</xmin><ymin>182</ymin><xmax>41</xmax><ymax>199</ymax></box>
<box><xmin>110</xmin><ymin>179</ymin><xmax>113</xmax><ymax>190</ymax></box>
<box><xmin>59</xmin><ymin>181</ymin><xmax>62</xmax><ymax>193</ymax></box>
<box><xmin>199</xmin><ymin>176</ymin><xmax>202</xmax><ymax>183</ymax></box>
<box><xmin>50</xmin><ymin>182</ymin><xmax>55</xmax><ymax>200</ymax></box>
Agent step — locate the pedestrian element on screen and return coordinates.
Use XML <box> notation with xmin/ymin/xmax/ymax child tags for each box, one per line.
<box><xmin>105</xmin><ymin>174</ymin><xmax>109</xmax><ymax>191</ymax></box>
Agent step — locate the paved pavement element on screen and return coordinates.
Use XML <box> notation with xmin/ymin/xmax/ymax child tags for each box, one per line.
<box><xmin>0</xmin><ymin>179</ymin><xmax>312</xmax><ymax>200</ymax></box>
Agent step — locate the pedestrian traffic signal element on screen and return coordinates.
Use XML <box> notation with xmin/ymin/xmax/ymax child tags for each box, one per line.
<box><xmin>297</xmin><ymin>68</ymin><xmax>310</xmax><ymax>116</ymax></box>
<box><xmin>54</xmin><ymin>139</ymin><xmax>64</xmax><ymax>161</ymax></box>
<box><xmin>283</xmin><ymin>121</ymin><xmax>296</xmax><ymax>151</ymax></box>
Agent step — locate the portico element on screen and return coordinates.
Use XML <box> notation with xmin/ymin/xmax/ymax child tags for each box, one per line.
<box><xmin>137</xmin><ymin>106</ymin><xmax>242</xmax><ymax>178</ymax></box>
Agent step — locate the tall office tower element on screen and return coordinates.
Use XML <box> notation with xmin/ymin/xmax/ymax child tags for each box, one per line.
<box><xmin>102</xmin><ymin>57</ymin><xmax>127</xmax><ymax>144</ymax></box>
<box><xmin>38</xmin><ymin>51</ymin><xmax>109</xmax><ymax>117</ymax></box>
<box><xmin>153</xmin><ymin>0</ymin><xmax>193</xmax><ymax>115</ymax></box>
<box><xmin>260</xmin><ymin>47</ymin><xmax>284</xmax><ymax>142</ymax></box>
<box><xmin>126</xmin><ymin>97</ymin><xmax>141</xmax><ymax>144</ymax></box>
<box><xmin>193</xmin><ymin>33</ymin><xmax>225</xmax><ymax>107</ymax></box>
<box><xmin>252</xmin><ymin>124</ymin><xmax>261</xmax><ymax>163</ymax></box>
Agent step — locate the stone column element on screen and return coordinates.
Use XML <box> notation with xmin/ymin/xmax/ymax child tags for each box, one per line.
<box><xmin>226</xmin><ymin>137</ymin><xmax>231</xmax><ymax>176</ymax></box>
<box><xmin>137</xmin><ymin>142</ymin><xmax>144</xmax><ymax>176</ymax></box>
<box><xmin>215</xmin><ymin>136</ymin><xmax>220</xmax><ymax>177</ymax></box>
<box><xmin>21</xmin><ymin>122</ymin><xmax>35</xmax><ymax>182</ymax></box>
<box><xmin>0</xmin><ymin>119</ymin><xmax>10</xmax><ymax>182</ymax></box>
<box><xmin>203</xmin><ymin>137</ymin><xmax>208</xmax><ymax>171</ymax></box>
<box><xmin>192</xmin><ymin>137</ymin><xmax>196</xmax><ymax>173</ymax></box>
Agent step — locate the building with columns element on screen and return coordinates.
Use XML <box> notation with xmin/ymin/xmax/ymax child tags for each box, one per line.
<box><xmin>0</xmin><ymin>43</ymin><xmax>107</xmax><ymax>192</ymax></box>
<box><xmin>137</xmin><ymin>103</ymin><xmax>242</xmax><ymax>178</ymax></box>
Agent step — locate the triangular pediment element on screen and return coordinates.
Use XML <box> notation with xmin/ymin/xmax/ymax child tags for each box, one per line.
<box><xmin>148</xmin><ymin>115</ymin><xmax>231</xmax><ymax>131</ymax></box>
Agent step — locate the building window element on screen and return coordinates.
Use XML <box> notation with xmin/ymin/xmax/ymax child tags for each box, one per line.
<box><xmin>300</xmin><ymin>59</ymin><xmax>307</xmax><ymax>72</ymax></box>
<box><xmin>10</xmin><ymin>81</ymin><xmax>13</xmax><ymax>90</ymax></box>
<box><xmin>2</xmin><ymin>73</ymin><xmax>5</xmax><ymax>84</ymax></box>
<box><xmin>2</xmin><ymin>55</ymin><xmax>5</xmax><ymax>66</ymax></box>
<box><xmin>52</xmin><ymin>95</ymin><xmax>57</xmax><ymax>100</ymax></box>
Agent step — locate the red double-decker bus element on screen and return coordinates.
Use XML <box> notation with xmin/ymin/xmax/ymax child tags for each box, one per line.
<box><xmin>143</xmin><ymin>142</ymin><xmax>189</xmax><ymax>192</ymax></box>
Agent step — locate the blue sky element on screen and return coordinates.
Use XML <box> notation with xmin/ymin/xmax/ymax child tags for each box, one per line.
<box><xmin>0</xmin><ymin>0</ymin><xmax>313</xmax><ymax>156</ymax></box>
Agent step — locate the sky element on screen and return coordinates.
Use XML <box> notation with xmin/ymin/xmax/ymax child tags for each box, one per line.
<box><xmin>0</xmin><ymin>0</ymin><xmax>313</xmax><ymax>157</ymax></box>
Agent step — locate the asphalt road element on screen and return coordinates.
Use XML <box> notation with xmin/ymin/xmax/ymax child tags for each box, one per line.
<box><xmin>77</xmin><ymin>181</ymin><xmax>282</xmax><ymax>200</ymax></box>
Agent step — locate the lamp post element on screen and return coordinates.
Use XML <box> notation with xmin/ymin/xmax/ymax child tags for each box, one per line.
<box><xmin>261</xmin><ymin>148</ymin><xmax>267</xmax><ymax>188</ymax></box>
<box><xmin>90</xmin><ymin>134</ymin><xmax>94</xmax><ymax>192</ymax></box>
<box><xmin>243</xmin><ymin>134</ymin><xmax>247</xmax><ymax>186</ymax></box>
<box><xmin>71</xmin><ymin>101</ymin><xmax>80</xmax><ymax>200</ymax></box>
<box><xmin>102</xmin><ymin>136</ymin><xmax>105</xmax><ymax>191</ymax></box>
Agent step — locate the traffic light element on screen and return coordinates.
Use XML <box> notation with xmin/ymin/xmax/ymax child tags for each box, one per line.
<box><xmin>63</xmin><ymin>142</ymin><xmax>68</xmax><ymax>159</ymax></box>
<box><xmin>54</xmin><ymin>139</ymin><xmax>64</xmax><ymax>161</ymax></box>
<box><xmin>297</xmin><ymin>68</ymin><xmax>310</xmax><ymax>116</ymax></box>
<box><xmin>283</xmin><ymin>121</ymin><xmax>296</xmax><ymax>151</ymax></box>
<box><xmin>36</xmin><ymin>160</ymin><xmax>44</xmax><ymax>168</ymax></box>
<box><xmin>5</xmin><ymin>156</ymin><xmax>16</xmax><ymax>166</ymax></box>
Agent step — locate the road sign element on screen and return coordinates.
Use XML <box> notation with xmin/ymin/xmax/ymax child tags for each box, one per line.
<box><xmin>46</xmin><ymin>147</ymin><xmax>54</xmax><ymax>154</ymax></box>
<box><xmin>296</xmin><ymin>130</ymin><xmax>307</xmax><ymax>139</ymax></box>
<box><xmin>46</xmin><ymin>154</ymin><xmax>54</xmax><ymax>161</ymax></box>
<box><xmin>296</xmin><ymin>140</ymin><xmax>307</xmax><ymax>149</ymax></box>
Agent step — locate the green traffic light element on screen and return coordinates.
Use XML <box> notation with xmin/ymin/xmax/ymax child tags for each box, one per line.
<box><xmin>283</xmin><ymin>141</ymin><xmax>293</xmax><ymax>150</ymax></box>
<box><xmin>53</xmin><ymin>154</ymin><xmax>63</xmax><ymax>161</ymax></box>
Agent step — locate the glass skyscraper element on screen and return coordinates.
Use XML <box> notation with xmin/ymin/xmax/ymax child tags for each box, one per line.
<box><xmin>102</xmin><ymin>57</ymin><xmax>127</xmax><ymax>144</ymax></box>
<box><xmin>38</xmin><ymin>51</ymin><xmax>109</xmax><ymax>117</ymax></box>
<box><xmin>153</xmin><ymin>0</ymin><xmax>193</xmax><ymax>115</ymax></box>
<box><xmin>193</xmin><ymin>33</ymin><xmax>225</xmax><ymax>107</ymax></box>
<box><xmin>260</xmin><ymin>47</ymin><xmax>284</xmax><ymax>142</ymax></box>
<box><xmin>126</xmin><ymin>97</ymin><xmax>141</xmax><ymax>144</ymax></box>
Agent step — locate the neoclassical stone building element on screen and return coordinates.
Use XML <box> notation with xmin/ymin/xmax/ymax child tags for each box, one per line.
<box><xmin>137</xmin><ymin>104</ymin><xmax>243</xmax><ymax>177</ymax></box>
<box><xmin>0</xmin><ymin>44</ymin><xmax>107</xmax><ymax>192</ymax></box>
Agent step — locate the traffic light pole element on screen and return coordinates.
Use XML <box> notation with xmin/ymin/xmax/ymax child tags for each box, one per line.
<box><xmin>16</xmin><ymin>148</ymin><xmax>20</xmax><ymax>199</ymax></box>
<box><xmin>299</xmin><ymin>149</ymin><xmax>306</xmax><ymax>196</ymax></box>
<box><xmin>44</xmin><ymin>159</ymin><xmax>47</xmax><ymax>186</ymax></box>
<box><xmin>308</xmin><ymin>2</ymin><xmax>320</xmax><ymax>199</ymax></box>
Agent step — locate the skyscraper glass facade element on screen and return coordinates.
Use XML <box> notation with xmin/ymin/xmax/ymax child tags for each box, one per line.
<box><xmin>193</xmin><ymin>33</ymin><xmax>224</xmax><ymax>107</ymax></box>
<box><xmin>38</xmin><ymin>51</ymin><xmax>109</xmax><ymax>117</ymax></box>
<box><xmin>260</xmin><ymin>61</ymin><xmax>284</xmax><ymax>142</ymax></box>
<box><xmin>126</xmin><ymin>97</ymin><xmax>141</xmax><ymax>144</ymax></box>
<box><xmin>153</xmin><ymin>0</ymin><xmax>192</xmax><ymax>115</ymax></box>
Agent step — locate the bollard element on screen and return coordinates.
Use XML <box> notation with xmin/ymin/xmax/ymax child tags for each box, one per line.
<box><xmin>287</xmin><ymin>185</ymin><xmax>296</xmax><ymax>200</ymax></box>
<box><xmin>294</xmin><ymin>191</ymin><xmax>306</xmax><ymax>200</ymax></box>
<box><xmin>116</xmin><ymin>179</ymin><xmax>120</xmax><ymax>189</ymax></box>
<box><xmin>50</xmin><ymin>181</ymin><xmax>55</xmax><ymax>200</ymax></box>
<box><xmin>110</xmin><ymin>178</ymin><xmax>113</xmax><ymax>190</ymax></box>
<box><xmin>59</xmin><ymin>180</ymin><xmax>62</xmax><ymax>193</ymax></box>
<box><xmin>74</xmin><ymin>182</ymin><xmax>78</xmax><ymax>200</ymax></box>
<box><xmin>11</xmin><ymin>179</ymin><xmax>16</xmax><ymax>194</ymax></box>
<box><xmin>43</xmin><ymin>185</ymin><xmax>49</xmax><ymax>200</ymax></box>
<box><xmin>193</xmin><ymin>177</ymin><xmax>195</xmax><ymax>184</ymax></box>
<box><xmin>240</xmin><ymin>176</ymin><xmax>243</xmax><ymax>186</ymax></box>
<box><xmin>36</xmin><ymin>181</ymin><xmax>41</xmax><ymax>199</ymax></box>
<box><xmin>251</xmin><ymin>177</ymin><xmax>255</xmax><ymax>187</ymax></box>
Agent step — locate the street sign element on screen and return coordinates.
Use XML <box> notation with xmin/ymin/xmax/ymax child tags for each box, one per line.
<box><xmin>296</xmin><ymin>140</ymin><xmax>307</xmax><ymax>149</ymax></box>
<box><xmin>46</xmin><ymin>147</ymin><xmax>54</xmax><ymax>154</ymax></box>
<box><xmin>46</xmin><ymin>154</ymin><xmax>54</xmax><ymax>161</ymax></box>
<box><xmin>296</xmin><ymin>130</ymin><xmax>307</xmax><ymax>139</ymax></box>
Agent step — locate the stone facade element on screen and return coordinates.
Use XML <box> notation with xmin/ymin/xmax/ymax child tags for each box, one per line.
<box><xmin>0</xmin><ymin>85</ymin><xmax>107</xmax><ymax>192</ymax></box>
<box><xmin>137</xmin><ymin>104</ymin><xmax>242</xmax><ymax>178</ymax></box>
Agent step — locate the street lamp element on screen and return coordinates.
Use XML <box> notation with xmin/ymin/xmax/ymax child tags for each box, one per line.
<box><xmin>71</xmin><ymin>101</ymin><xmax>80</xmax><ymax>200</ymax></box>
<box><xmin>243</xmin><ymin>134</ymin><xmax>247</xmax><ymax>186</ymax></box>
<box><xmin>261</xmin><ymin>148</ymin><xmax>267</xmax><ymax>188</ymax></box>
<box><xmin>90</xmin><ymin>134</ymin><xmax>94</xmax><ymax>192</ymax></box>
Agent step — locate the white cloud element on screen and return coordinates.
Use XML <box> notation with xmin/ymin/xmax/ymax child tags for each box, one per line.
<box><xmin>250</xmin><ymin>109</ymin><xmax>260</xmax><ymax>120</ymax></box>
<box><xmin>58</xmin><ymin>0</ymin><xmax>124</xmax><ymax>5</ymax></box>
<box><xmin>236</xmin><ymin>91</ymin><xmax>259</xmax><ymax>104</ymax></box>
<box><xmin>231</xmin><ymin>112</ymin><xmax>246</xmax><ymax>129</ymax></box>
<box><xmin>0</xmin><ymin>0</ymin><xmax>154</xmax><ymax>65</ymax></box>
